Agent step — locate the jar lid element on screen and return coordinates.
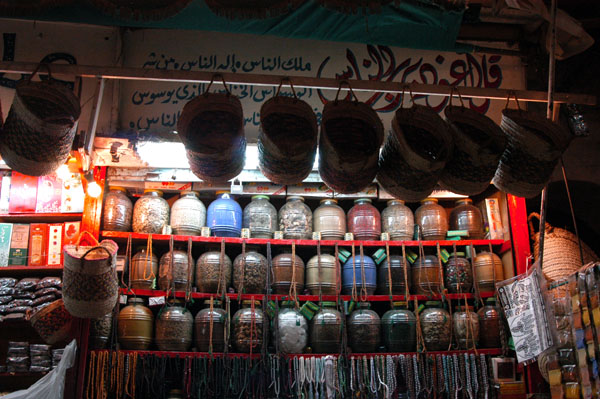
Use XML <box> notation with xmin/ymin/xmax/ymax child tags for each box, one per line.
<box><xmin>420</xmin><ymin>197</ymin><xmax>438</xmax><ymax>204</ymax></box>
<box><xmin>320</xmin><ymin>198</ymin><xmax>338</xmax><ymax>204</ymax></box>
<box><xmin>241</xmin><ymin>299</ymin><xmax>261</xmax><ymax>306</ymax></box>
<box><xmin>109</xmin><ymin>186</ymin><xmax>128</xmax><ymax>193</ymax></box>
<box><xmin>450</xmin><ymin>252</ymin><xmax>466</xmax><ymax>257</ymax></box>
<box><xmin>203</xmin><ymin>299</ymin><xmax>222</xmax><ymax>307</ymax></box>
<box><xmin>392</xmin><ymin>301</ymin><xmax>407</xmax><ymax>308</ymax></box>
<box><xmin>128</xmin><ymin>297</ymin><xmax>145</xmax><ymax>305</ymax></box>
<box><xmin>357</xmin><ymin>302</ymin><xmax>371</xmax><ymax>309</ymax></box>
<box><xmin>143</xmin><ymin>189</ymin><xmax>163</xmax><ymax>196</ymax></box>
<box><xmin>215</xmin><ymin>190</ymin><xmax>230</xmax><ymax>195</ymax></box>
<box><xmin>287</xmin><ymin>195</ymin><xmax>304</xmax><ymax>202</ymax></box>
<box><xmin>485</xmin><ymin>297</ymin><xmax>497</xmax><ymax>305</ymax></box>
<box><xmin>456</xmin><ymin>198</ymin><xmax>473</xmax><ymax>204</ymax></box>
<box><xmin>251</xmin><ymin>195</ymin><xmax>270</xmax><ymax>201</ymax></box>
<box><xmin>387</xmin><ymin>199</ymin><xmax>405</xmax><ymax>206</ymax></box>
<box><xmin>281</xmin><ymin>300</ymin><xmax>295</xmax><ymax>308</ymax></box>
<box><xmin>354</xmin><ymin>198</ymin><xmax>372</xmax><ymax>204</ymax></box>
<box><xmin>181</xmin><ymin>190</ymin><xmax>199</xmax><ymax>197</ymax></box>
<box><xmin>425</xmin><ymin>301</ymin><xmax>442</xmax><ymax>307</ymax></box>
<box><xmin>320</xmin><ymin>301</ymin><xmax>337</xmax><ymax>308</ymax></box>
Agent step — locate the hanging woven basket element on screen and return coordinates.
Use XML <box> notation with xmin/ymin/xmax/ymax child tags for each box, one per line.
<box><xmin>528</xmin><ymin>213</ymin><xmax>598</xmax><ymax>282</ymax></box>
<box><xmin>88</xmin><ymin>0</ymin><xmax>193</xmax><ymax>20</ymax></box>
<box><xmin>0</xmin><ymin>0</ymin><xmax>73</xmax><ymax>16</ymax></box>
<box><xmin>258</xmin><ymin>81</ymin><xmax>318</xmax><ymax>185</ymax></box>
<box><xmin>205</xmin><ymin>0</ymin><xmax>305</xmax><ymax>19</ymax></box>
<box><xmin>439</xmin><ymin>104</ymin><xmax>507</xmax><ymax>195</ymax></box>
<box><xmin>377</xmin><ymin>104</ymin><xmax>453</xmax><ymax>201</ymax></box>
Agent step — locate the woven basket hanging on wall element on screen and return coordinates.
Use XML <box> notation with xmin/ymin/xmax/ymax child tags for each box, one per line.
<box><xmin>528</xmin><ymin>212</ymin><xmax>598</xmax><ymax>282</ymax></box>
<box><xmin>0</xmin><ymin>0</ymin><xmax>73</xmax><ymax>16</ymax></box>
<box><xmin>89</xmin><ymin>0</ymin><xmax>193</xmax><ymax>20</ymax></box>
<box><xmin>205</xmin><ymin>0</ymin><xmax>306</xmax><ymax>19</ymax></box>
<box><xmin>258</xmin><ymin>80</ymin><xmax>318</xmax><ymax>185</ymax></box>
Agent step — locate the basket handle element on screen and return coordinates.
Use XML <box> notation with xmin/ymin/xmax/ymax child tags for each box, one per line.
<box><xmin>76</xmin><ymin>231</ymin><xmax>100</xmax><ymax>249</ymax></box>
<box><xmin>274</xmin><ymin>77</ymin><xmax>298</xmax><ymax>99</ymax></box>
<box><xmin>28</xmin><ymin>63</ymin><xmax>53</xmax><ymax>83</ymax></box>
<box><xmin>528</xmin><ymin>212</ymin><xmax>553</xmax><ymax>239</ymax></box>
<box><xmin>448</xmin><ymin>86</ymin><xmax>465</xmax><ymax>108</ymax></box>
<box><xmin>204</xmin><ymin>74</ymin><xmax>231</xmax><ymax>96</ymax></box>
<box><xmin>334</xmin><ymin>80</ymin><xmax>358</xmax><ymax>102</ymax></box>
<box><xmin>80</xmin><ymin>245</ymin><xmax>115</xmax><ymax>263</ymax></box>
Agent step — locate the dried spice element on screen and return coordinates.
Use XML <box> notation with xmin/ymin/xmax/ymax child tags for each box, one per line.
<box><xmin>276</xmin><ymin>306</ymin><xmax>308</xmax><ymax>354</ymax></box>
<box><xmin>242</xmin><ymin>195</ymin><xmax>278</xmax><ymax>239</ymax></box>
<box><xmin>310</xmin><ymin>303</ymin><xmax>343</xmax><ymax>353</ymax></box>
<box><xmin>382</xmin><ymin>308</ymin><xmax>416</xmax><ymax>352</ymax></box>
<box><xmin>132</xmin><ymin>189</ymin><xmax>170</xmax><ymax>234</ymax></box>
<box><xmin>232</xmin><ymin>301</ymin><xmax>265</xmax><ymax>353</ymax></box>
<box><xmin>196</xmin><ymin>251</ymin><xmax>232</xmax><ymax>294</ymax></box>
<box><xmin>420</xmin><ymin>303</ymin><xmax>451</xmax><ymax>351</ymax></box>
<box><xmin>195</xmin><ymin>301</ymin><xmax>227</xmax><ymax>352</ymax></box>
<box><xmin>155</xmin><ymin>304</ymin><xmax>194</xmax><ymax>351</ymax></box>
<box><xmin>348</xmin><ymin>305</ymin><xmax>380</xmax><ymax>353</ymax></box>
<box><xmin>453</xmin><ymin>307</ymin><xmax>479</xmax><ymax>349</ymax></box>
<box><xmin>102</xmin><ymin>187</ymin><xmax>132</xmax><ymax>232</ymax></box>
<box><xmin>278</xmin><ymin>196</ymin><xmax>312</xmax><ymax>239</ymax></box>
<box><xmin>444</xmin><ymin>255</ymin><xmax>473</xmax><ymax>294</ymax></box>
<box><xmin>233</xmin><ymin>250</ymin><xmax>267</xmax><ymax>294</ymax></box>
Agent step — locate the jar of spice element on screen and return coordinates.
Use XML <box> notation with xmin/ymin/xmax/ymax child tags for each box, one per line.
<box><xmin>449</xmin><ymin>198</ymin><xmax>484</xmax><ymax>239</ymax></box>
<box><xmin>310</xmin><ymin>302</ymin><xmax>343</xmax><ymax>353</ymax></box>
<box><xmin>242</xmin><ymin>195</ymin><xmax>278</xmax><ymax>238</ymax></box>
<box><xmin>420</xmin><ymin>301</ymin><xmax>451</xmax><ymax>351</ymax></box>
<box><xmin>207</xmin><ymin>191</ymin><xmax>242</xmax><ymax>237</ymax></box>
<box><xmin>415</xmin><ymin>198</ymin><xmax>448</xmax><ymax>241</ymax></box>
<box><xmin>444</xmin><ymin>253</ymin><xmax>473</xmax><ymax>294</ymax></box>
<box><xmin>132</xmin><ymin>189</ymin><xmax>170</xmax><ymax>234</ymax></box>
<box><xmin>306</xmin><ymin>253</ymin><xmax>338</xmax><ymax>295</ymax></box>
<box><xmin>89</xmin><ymin>312</ymin><xmax>112</xmax><ymax>349</ymax></box>
<box><xmin>130</xmin><ymin>247</ymin><xmax>158</xmax><ymax>290</ymax></box>
<box><xmin>382</xmin><ymin>304</ymin><xmax>416</xmax><ymax>352</ymax></box>
<box><xmin>377</xmin><ymin>254</ymin><xmax>411</xmax><ymax>295</ymax></box>
<box><xmin>195</xmin><ymin>250</ymin><xmax>232</xmax><ymax>294</ymax></box>
<box><xmin>453</xmin><ymin>306</ymin><xmax>479</xmax><ymax>349</ymax></box>
<box><xmin>412</xmin><ymin>255</ymin><xmax>442</xmax><ymax>295</ymax></box>
<box><xmin>195</xmin><ymin>299</ymin><xmax>227</xmax><ymax>352</ymax></box>
<box><xmin>348</xmin><ymin>302</ymin><xmax>381</xmax><ymax>353</ymax></box>
<box><xmin>477</xmin><ymin>298</ymin><xmax>502</xmax><ymax>348</ymax></box>
<box><xmin>347</xmin><ymin>198</ymin><xmax>381</xmax><ymax>241</ymax></box>
<box><xmin>232</xmin><ymin>300</ymin><xmax>265</xmax><ymax>353</ymax></box>
<box><xmin>382</xmin><ymin>200</ymin><xmax>414</xmax><ymax>241</ymax></box>
<box><xmin>313</xmin><ymin>199</ymin><xmax>346</xmax><ymax>240</ymax></box>
<box><xmin>278</xmin><ymin>196</ymin><xmax>313</xmax><ymax>239</ymax></box>
<box><xmin>473</xmin><ymin>251</ymin><xmax>504</xmax><ymax>292</ymax></box>
<box><xmin>102</xmin><ymin>186</ymin><xmax>132</xmax><ymax>232</ymax></box>
<box><xmin>170</xmin><ymin>191</ymin><xmax>205</xmax><ymax>236</ymax></box>
<box><xmin>117</xmin><ymin>297</ymin><xmax>153</xmax><ymax>350</ymax></box>
<box><xmin>276</xmin><ymin>301</ymin><xmax>308</xmax><ymax>354</ymax></box>
<box><xmin>272</xmin><ymin>252</ymin><xmax>305</xmax><ymax>295</ymax></box>
<box><xmin>233</xmin><ymin>249</ymin><xmax>268</xmax><ymax>294</ymax></box>
<box><xmin>155</xmin><ymin>300</ymin><xmax>193</xmax><ymax>351</ymax></box>
<box><xmin>158</xmin><ymin>250</ymin><xmax>191</xmax><ymax>292</ymax></box>
<box><xmin>342</xmin><ymin>255</ymin><xmax>377</xmax><ymax>295</ymax></box>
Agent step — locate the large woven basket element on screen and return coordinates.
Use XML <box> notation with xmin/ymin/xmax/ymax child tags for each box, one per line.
<box><xmin>440</xmin><ymin>105</ymin><xmax>506</xmax><ymax>195</ymax></box>
<box><xmin>29</xmin><ymin>299</ymin><xmax>73</xmax><ymax>345</ymax></box>
<box><xmin>528</xmin><ymin>213</ymin><xmax>598</xmax><ymax>282</ymax></box>
<box><xmin>0</xmin><ymin>64</ymin><xmax>81</xmax><ymax>176</ymax></box>
<box><xmin>205</xmin><ymin>0</ymin><xmax>305</xmax><ymax>19</ymax></box>
<box><xmin>63</xmin><ymin>233</ymin><xmax>119</xmax><ymax>319</ymax></box>
<box><xmin>377</xmin><ymin>104</ymin><xmax>453</xmax><ymax>201</ymax></box>
<box><xmin>259</xmin><ymin>93</ymin><xmax>317</xmax><ymax>185</ymax></box>
<box><xmin>89</xmin><ymin>0</ymin><xmax>193</xmax><ymax>20</ymax></box>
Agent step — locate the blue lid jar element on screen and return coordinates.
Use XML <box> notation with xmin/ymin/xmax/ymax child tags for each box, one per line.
<box><xmin>342</xmin><ymin>255</ymin><xmax>377</xmax><ymax>295</ymax></box>
<box><xmin>207</xmin><ymin>191</ymin><xmax>242</xmax><ymax>237</ymax></box>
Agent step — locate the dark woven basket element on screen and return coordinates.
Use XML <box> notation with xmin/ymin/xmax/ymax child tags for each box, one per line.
<box><xmin>205</xmin><ymin>0</ymin><xmax>305</xmax><ymax>19</ymax></box>
<box><xmin>0</xmin><ymin>67</ymin><xmax>81</xmax><ymax>176</ymax></box>
<box><xmin>88</xmin><ymin>0</ymin><xmax>193</xmax><ymax>20</ymax></box>
<box><xmin>318</xmin><ymin>99</ymin><xmax>383</xmax><ymax>194</ymax></box>
<box><xmin>259</xmin><ymin>95</ymin><xmax>317</xmax><ymax>185</ymax></box>
<box><xmin>186</xmin><ymin>137</ymin><xmax>246</xmax><ymax>183</ymax></box>
<box><xmin>377</xmin><ymin>104</ymin><xmax>453</xmax><ymax>201</ymax></box>
<box><xmin>439</xmin><ymin>105</ymin><xmax>507</xmax><ymax>195</ymax></box>
<box><xmin>493</xmin><ymin>109</ymin><xmax>572</xmax><ymax>198</ymax></box>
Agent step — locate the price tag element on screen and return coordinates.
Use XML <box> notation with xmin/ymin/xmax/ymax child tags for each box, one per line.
<box><xmin>119</xmin><ymin>294</ymin><xmax>128</xmax><ymax>305</ymax></box>
<box><xmin>274</xmin><ymin>231</ymin><xmax>284</xmax><ymax>240</ymax></box>
<box><xmin>149</xmin><ymin>296</ymin><xmax>166</xmax><ymax>307</ymax></box>
<box><xmin>162</xmin><ymin>225</ymin><xmax>172</xmax><ymax>235</ymax></box>
<box><xmin>312</xmin><ymin>231</ymin><xmax>321</xmax><ymax>240</ymax></box>
<box><xmin>344</xmin><ymin>232</ymin><xmax>354</xmax><ymax>241</ymax></box>
<box><xmin>201</xmin><ymin>227</ymin><xmax>211</xmax><ymax>237</ymax></box>
<box><xmin>380</xmin><ymin>232</ymin><xmax>390</xmax><ymax>241</ymax></box>
<box><xmin>241</xmin><ymin>228</ymin><xmax>251</xmax><ymax>239</ymax></box>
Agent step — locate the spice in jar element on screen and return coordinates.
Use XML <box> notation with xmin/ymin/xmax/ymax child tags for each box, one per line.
<box><xmin>233</xmin><ymin>249</ymin><xmax>267</xmax><ymax>294</ymax></box>
<box><xmin>444</xmin><ymin>253</ymin><xmax>473</xmax><ymax>294</ymax></box>
<box><xmin>276</xmin><ymin>302</ymin><xmax>308</xmax><ymax>354</ymax></box>
<box><xmin>155</xmin><ymin>300</ymin><xmax>193</xmax><ymax>351</ymax></box>
<box><xmin>278</xmin><ymin>196</ymin><xmax>313</xmax><ymax>239</ymax></box>
<box><xmin>310</xmin><ymin>302</ymin><xmax>343</xmax><ymax>353</ymax></box>
<box><xmin>453</xmin><ymin>306</ymin><xmax>479</xmax><ymax>349</ymax></box>
<box><xmin>419</xmin><ymin>301</ymin><xmax>451</xmax><ymax>351</ymax></box>
<box><xmin>232</xmin><ymin>300</ymin><xmax>266</xmax><ymax>353</ymax></box>
<box><xmin>132</xmin><ymin>189</ymin><xmax>170</xmax><ymax>234</ymax></box>
<box><xmin>195</xmin><ymin>299</ymin><xmax>227</xmax><ymax>352</ymax></box>
<box><xmin>195</xmin><ymin>250</ymin><xmax>232</xmax><ymax>294</ymax></box>
<box><xmin>477</xmin><ymin>298</ymin><xmax>502</xmax><ymax>348</ymax></box>
<box><xmin>347</xmin><ymin>302</ymin><xmax>380</xmax><ymax>353</ymax></box>
<box><xmin>382</xmin><ymin>305</ymin><xmax>416</xmax><ymax>352</ymax></box>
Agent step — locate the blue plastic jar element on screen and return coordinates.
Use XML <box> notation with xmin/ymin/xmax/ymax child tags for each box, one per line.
<box><xmin>342</xmin><ymin>255</ymin><xmax>377</xmax><ymax>295</ymax></box>
<box><xmin>207</xmin><ymin>191</ymin><xmax>242</xmax><ymax>237</ymax></box>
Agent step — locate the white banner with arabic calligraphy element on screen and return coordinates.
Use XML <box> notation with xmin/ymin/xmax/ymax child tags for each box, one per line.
<box><xmin>120</xmin><ymin>30</ymin><xmax>525</xmax><ymax>141</ymax></box>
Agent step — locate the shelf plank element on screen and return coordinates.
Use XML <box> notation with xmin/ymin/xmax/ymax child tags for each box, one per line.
<box><xmin>103</xmin><ymin>231</ymin><xmax>506</xmax><ymax>248</ymax></box>
<box><xmin>0</xmin><ymin>265</ymin><xmax>63</xmax><ymax>276</ymax></box>
<box><xmin>0</xmin><ymin>213</ymin><xmax>82</xmax><ymax>223</ymax></box>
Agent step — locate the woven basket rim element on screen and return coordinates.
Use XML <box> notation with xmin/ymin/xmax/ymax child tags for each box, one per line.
<box><xmin>502</xmin><ymin>109</ymin><xmax>572</xmax><ymax>150</ymax></box>
<box><xmin>321</xmin><ymin>99</ymin><xmax>384</xmax><ymax>147</ymax></box>
<box><xmin>444</xmin><ymin>105</ymin><xmax>506</xmax><ymax>150</ymax></box>
<box><xmin>29</xmin><ymin>298</ymin><xmax>65</xmax><ymax>324</ymax></box>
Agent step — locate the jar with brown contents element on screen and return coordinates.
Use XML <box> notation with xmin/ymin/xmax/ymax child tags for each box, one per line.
<box><xmin>415</xmin><ymin>198</ymin><xmax>448</xmax><ymax>240</ymax></box>
<box><xmin>473</xmin><ymin>251</ymin><xmax>504</xmax><ymax>292</ymax></box>
<box><xmin>313</xmin><ymin>199</ymin><xmax>346</xmax><ymax>240</ymax></box>
<box><xmin>377</xmin><ymin>254</ymin><xmax>411</xmax><ymax>295</ymax></box>
<box><xmin>102</xmin><ymin>186</ymin><xmax>132</xmax><ymax>232</ymax></box>
<box><xmin>306</xmin><ymin>252</ymin><xmax>338</xmax><ymax>295</ymax></box>
<box><xmin>444</xmin><ymin>253</ymin><xmax>473</xmax><ymax>294</ymax></box>
<box><xmin>310</xmin><ymin>302</ymin><xmax>343</xmax><ymax>353</ymax></box>
<box><xmin>130</xmin><ymin>247</ymin><xmax>158</xmax><ymax>290</ymax></box>
<box><xmin>449</xmin><ymin>198</ymin><xmax>484</xmax><ymax>239</ymax></box>
<box><xmin>272</xmin><ymin>251</ymin><xmax>305</xmax><ymax>295</ymax></box>
<box><xmin>453</xmin><ymin>305</ymin><xmax>479</xmax><ymax>349</ymax></box>
<box><xmin>477</xmin><ymin>298</ymin><xmax>502</xmax><ymax>348</ymax></box>
<box><xmin>381</xmin><ymin>199</ymin><xmax>414</xmax><ymax>240</ymax></box>
<box><xmin>278</xmin><ymin>196</ymin><xmax>313</xmax><ymax>239</ymax></box>
<box><xmin>194</xmin><ymin>299</ymin><xmax>227</xmax><ymax>352</ymax></box>
<box><xmin>158</xmin><ymin>250</ymin><xmax>191</xmax><ymax>292</ymax></box>
<box><xmin>348</xmin><ymin>302</ymin><xmax>380</xmax><ymax>353</ymax></box>
<box><xmin>117</xmin><ymin>297</ymin><xmax>153</xmax><ymax>350</ymax></box>
<box><xmin>132</xmin><ymin>189</ymin><xmax>170</xmax><ymax>234</ymax></box>
<box><xmin>233</xmin><ymin>248</ymin><xmax>267</xmax><ymax>294</ymax></box>
<box><xmin>232</xmin><ymin>300</ymin><xmax>266</xmax><ymax>353</ymax></box>
<box><xmin>419</xmin><ymin>301</ymin><xmax>451</xmax><ymax>351</ymax></box>
<box><xmin>155</xmin><ymin>300</ymin><xmax>193</xmax><ymax>351</ymax></box>
<box><xmin>412</xmin><ymin>255</ymin><xmax>442</xmax><ymax>295</ymax></box>
<box><xmin>195</xmin><ymin>250</ymin><xmax>232</xmax><ymax>294</ymax></box>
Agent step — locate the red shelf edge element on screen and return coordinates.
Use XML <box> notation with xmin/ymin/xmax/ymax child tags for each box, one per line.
<box><xmin>0</xmin><ymin>265</ymin><xmax>63</xmax><ymax>270</ymax></box>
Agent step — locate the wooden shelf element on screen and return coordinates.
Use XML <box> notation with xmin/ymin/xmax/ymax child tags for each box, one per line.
<box><xmin>102</xmin><ymin>231</ymin><xmax>506</xmax><ymax>249</ymax></box>
<box><xmin>120</xmin><ymin>288</ymin><xmax>495</xmax><ymax>302</ymax></box>
<box><xmin>0</xmin><ymin>265</ymin><xmax>63</xmax><ymax>276</ymax></box>
<box><xmin>0</xmin><ymin>213</ymin><xmax>82</xmax><ymax>223</ymax></box>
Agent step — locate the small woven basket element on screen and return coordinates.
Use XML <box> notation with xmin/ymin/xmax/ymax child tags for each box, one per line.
<box><xmin>29</xmin><ymin>299</ymin><xmax>73</xmax><ymax>345</ymax></box>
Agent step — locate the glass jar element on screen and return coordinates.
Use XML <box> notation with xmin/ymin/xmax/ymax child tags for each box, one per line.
<box><xmin>347</xmin><ymin>198</ymin><xmax>381</xmax><ymax>241</ymax></box>
<box><xmin>103</xmin><ymin>186</ymin><xmax>132</xmax><ymax>232</ymax></box>
<box><xmin>310</xmin><ymin>302</ymin><xmax>343</xmax><ymax>353</ymax></box>
<box><xmin>412</xmin><ymin>255</ymin><xmax>442</xmax><ymax>295</ymax></box>
<box><xmin>158</xmin><ymin>250</ymin><xmax>191</xmax><ymax>292</ymax></box>
<box><xmin>155</xmin><ymin>301</ymin><xmax>193</xmax><ymax>351</ymax></box>
<box><xmin>90</xmin><ymin>312</ymin><xmax>112</xmax><ymax>350</ymax></box>
<box><xmin>170</xmin><ymin>191</ymin><xmax>205</xmax><ymax>236</ymax></box>
<box><xmin>306</xmin><ymin>253</ymin><xmax>338</xmax><ymax>295</ymax></box>
<box><xmin>242</xmin><ymin>195</ymin><xmax>277</xmax><ymax>238</ymax></box>
<box><xmin>132</xmin><ymin>189</ymin><xmax>170</xmax><ymax>234</ymax></box>
<box><xmin>117</xmin><ymin>297</ymin><xmax>153</xmax><ymax>350</ymax></box>
<box><xmin>207</xmin><ymin>191</ymin><xmax>242</xmax><ymax>237</ymax></box>
<box><xmin>233</xmin><ymin>249</ymin><xmax>268</xmax><ymax>294</ymax></box>
<box><xmin>382</xmin><ymin>200</ymin><xmax>414</xmax><ymax>241</ymax></box>
<box><xmin>167</xmin><ymin>389</ymin><xmax>183</xmax><ymax>399</ymax></box>
<box><xmin>276</xmin><ymin>302</ymin><xmax>308</xmax><ymax>354</ymax></box>
<box><xmin>313</xmin><ymin>199</ymin><xmax>346</xmax><ymax>240</ymax></box>
<box><xmin>195</xmin><ymin>300</ymin><xmax>227</xmax><ymax>352</ymax></box>
<box><xmin>232</xmin><ymin>300</ymin><xmax>266</xmax><ymax>353</ymax></box>
<box><xmin>478</xmin><ymin>298</ymin><xmax>502</xmax><ymax>348</ymax></box>
<box><xmin>278</xmin><ymin>196</ymin><xmax>313</xmax><ymax>239</ymax></box>
<box><xmin>377</xmin><ymin>254</ymin><xmax>411</xmax><ymax>295</ymax></box>
<box><xmin>449</xmin><ymin>199</ymin><xmax>484</xmax><ymax>239</ymax></box>
<box><xmin>419</xmin><ymin>302</ymin><xmax>451</xmax><ymax>351</ymax></box>
<box><xmin>382</xmin><ymin>305</ymin><xmax>416</xmax><ymax>352</ymax></box>
<box><xmin>444</xmin><ymin>253</ymin><xmax>473</xmax><ymax>294</ymax></box>
<box><xmin>195</xmin><ymin>250</ymin><xmax>232</xmax><ymax>294</ymax></box>
<box><xmin>415</xmin><ymin>198</ymin><xmax>448</xmax><ymax>241</ymax></box>
<box><xmin>130</xmin><ymin>247</ymin><xmax>158</xmax><ymax>290</ymax></box>
<box><xmin>272</xmin><ymin>252</ymin><xmax>305</xmax><ymax>295</ymax></box>
<box><xmin>473</xmin><ymin>251</ymin><xmax>504</xmax><ymax>292</ymax></box>
<box><xmin>453</xmin><ymin>306</ymin><xmax>479</xmax><ymax>349</ymax></box>
<box><xmin>342</xmin><ymin>255</ymin><xmax>377</xmax><ymax>295</ymax></box>
<box><xmin>348</xmin><ymin>302</ymin><xmax>381</xmax><ymax>353</ymax></box>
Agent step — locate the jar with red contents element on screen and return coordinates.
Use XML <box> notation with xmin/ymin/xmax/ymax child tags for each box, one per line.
<box><xmin>347</xmin><ymin>198</ymin><xmax>381</xmax><ymax>241</ymax></box>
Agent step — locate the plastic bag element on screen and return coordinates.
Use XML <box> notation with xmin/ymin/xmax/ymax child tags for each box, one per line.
<box><xmin>15</xmin><ymin>278</ymin><xmax>39</xmax><ymax>291</ymax></box>
<box><xmin>2</xmin><ymin>339</ymin><xmax>77</xmax><ymax>399</ymax></box>
<box><xmin>35</xmin><ymin>277</ymin><xmax>62</xmax><ymax>290</ymax></box>
<box><xmin>0</xmin><ymin>277</ymin><xmax>17</xmax><ymax>288</ymax></box>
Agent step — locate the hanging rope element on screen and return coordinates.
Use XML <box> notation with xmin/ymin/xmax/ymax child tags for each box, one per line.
<box><xmin>288</xmin><ymin>241</ymin><xmax>299</xmax><ymax>309</ymax></box>
<box><xmin>142</xmin><ymin>234</ymin><xmax>155</xmax><ymax>284</ymax></box>
<box><xmin>238</xmin><ymin>239</ymin><xmax>247</xmax><ymax>302</ymax></box>
<box><xmin>359</xmin><ymin>243</ymin><xmax>368</xmax><ymax>302</ymax></box>
<box><xmin>351</xmin><ymin>243</ymin><xmax>358</xmax><ymax>302</ymax></box>
<box><xmin>402</xmin><ymin>243</ymin><xmax>410</xmax><ymax>306</ymax></box>
<box><xmin>217</xmin><ymin>239</ymin><xmax>226</xmax><ymax>299</ymax></box>
<box><xmin>385</xmin><ymin>242</ymin><xmax>393</xmax><ymax>307</ymax></box>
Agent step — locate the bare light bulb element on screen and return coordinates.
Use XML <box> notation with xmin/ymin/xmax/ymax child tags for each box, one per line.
<box><xmin>87</xmin><ymin>181</ymin><xmax>102</xmax><ymax>198</ymax></box>
<box><xmin>56</xmin><ymin>164</ymin><xmax>71</xmax><ymax>180</ymax></box>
